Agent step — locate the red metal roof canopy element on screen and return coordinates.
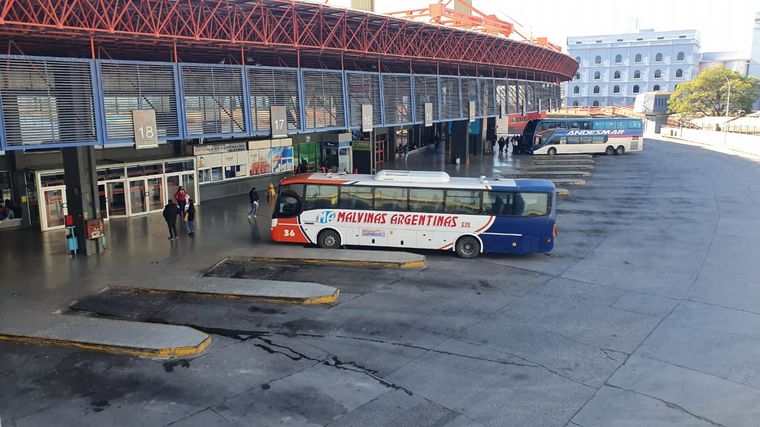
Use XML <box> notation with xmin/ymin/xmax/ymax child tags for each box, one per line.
<box><xmin>0</xmin><ymin>0</ymin><xmax>578</xmax><ymax>81</ymax></box>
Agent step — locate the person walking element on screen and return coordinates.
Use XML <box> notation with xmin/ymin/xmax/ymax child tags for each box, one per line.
<box><xmin>163</xmin><ymin>200</ymin><xmax>179</xmax><ymax>240</ymax></box>
<box><xmin>403</xmin><ymin>143</ymin><xmax>409</xmax><ymax>161</ymax></box>
<box><xmin>174</xmin><ymin>186</ymin><xmax>188</xmax><ymax>218</ymax></box>
<box><xmin>186</xmin><ymin>199</ymin><xmax>196</xmax><ymax>236</ymax></box>
<box><xmin>248</xmin><ymin>186</ymin><xmax>259</xmax><ymax>218</ymax></box>
<box><xmin>498</xmin><ymin>136</ymin><xmax>506</xmax><ymax>153</ymax></box>
<box><xmin>267</xmin><ymin>182</ymin><xmax>277</xmax><ymax>204</ymax></box>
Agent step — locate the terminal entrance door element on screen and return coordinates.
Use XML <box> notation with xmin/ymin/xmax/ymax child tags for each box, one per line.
<box><xmin>166</xmin><ymin>172</ymin><xmax>197</xmax><ymax>203</ymax></box>
<box><xmin>128</xmin><ymin>176</ymin><xmax>163</xmax><ymax>215</ymax></box>
<box><xmin>40</xmin><ymin>186</ymin><xmax>67</xmax><ymax>230</ymax></box>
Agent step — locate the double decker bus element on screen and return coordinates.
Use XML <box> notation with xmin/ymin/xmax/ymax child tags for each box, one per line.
<box><xmin>271</xmin><ymin>170</ymin><xmax>557</xmax><ymax>258</ymax></box>
<box><xmin>518</xmin><ymin>118</ymin><xmax>644</xmax><ymax>155</ymax></box>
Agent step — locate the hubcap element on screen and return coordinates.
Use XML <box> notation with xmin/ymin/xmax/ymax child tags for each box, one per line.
<box><xmin>324</xmin><ymin>235</ymin><xmax>336</xmax><ymax>247</ymax></box>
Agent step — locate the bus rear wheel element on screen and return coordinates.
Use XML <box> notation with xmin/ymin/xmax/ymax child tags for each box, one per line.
<box><xmin>605</xmin><ymin>146</ymin><xmax>615</xmax><ymax>155</ymax></box>
<box><xmin>616</xmin><ymin>146</ymin><xmax>625</xmax><ymax>155</ymax></box>
<box><xmin>455</xmin><ymin>236</ymin><xmax>481</xmax><ymax>259</ymax></box>
<box><xmin>547</xmin><ymin>147</ymin><xmax>557</xmax><ymax>155</ymax></box>
<box><xmin>318</xmin><ymin>229</ymin><xmax>341</xmax><ymax>249</ymax></box>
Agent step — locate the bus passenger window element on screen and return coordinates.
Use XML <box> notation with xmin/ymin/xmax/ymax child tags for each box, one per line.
<box><xmin>580</xmin><ymin>122</ymin><xmax>592</xmax><ymax>130</ymax></box>
<box><xmin>515</xmin><ymin>193</ymin><xmax>549</xmax><ymax>216</ymax></box>
<box><xmin>444</xmin><ymin>190</ymin><xmax>480</xmax><ymax>215</ymax></box>
<box><xmin>409</xmin><ymin>189</ymin><xmax>444</xmax><ymax>213</ymax></box>
<box><xmin>482</xmin><ymin>191</ymin><xmax>514</xmax><ymax>216</ymax></box>
<box><xmin>373</xmin><ymin>187</ymin><xmax>408</xmax><ymax>211</ymax></box>
<box><xmin>304</xmin><ymin>185</ymin><xmax>338</xmax><ymax>210</ymax></box>
<box><xmin>339</xmin><ymin>186</ymin><xmax>373</xmax><ymax>210</ymax></box>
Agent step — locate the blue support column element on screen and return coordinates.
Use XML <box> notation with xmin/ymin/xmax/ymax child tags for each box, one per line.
<box><xmin>409</xmin><ymin>74</ymin><xmax>416</xmax><ymax>124</ymax></box>
<box><xmin>378</xmin><ymin>73</ymin><xmax>386</xmax><ymax>126</ymax></box>
<box><xmin>297</xmin><ymin>69</ymin><xmax>307</xmax><ymax>131</ymax></box>
<box><xmin>457</xmin><ymin>77</ymin><xmax>464</xmax><ymax>120</ymax></box>
<box><xmin>173</xmin><ymin>64</ymin><xmax>188</xmax><ymax>140</ymax></box>
<box><xmin>436</xmin><ymin>76</ymin><xmax>442</xmax><ymax>122</ymax></box>
<box><xmin>241</xmin><ymin>66</ymin><xmax>254</xmax><ymax>135</ymax></box>
<box><xmin>341</xmin><ymin>70</ymin><xmax>349</xmax><ymax>129</ymax></box>
<box><xmin>91</xmin><ymin>60</ymin><xmax>108</xmax><ymax>146</ymax></box>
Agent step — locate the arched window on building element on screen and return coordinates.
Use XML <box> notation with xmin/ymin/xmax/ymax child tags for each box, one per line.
<box><xmin>634</xmin><ymin>70</ymin><xmax>641</xmax><ymax>79</ymax></box>
<box><xmin>655</xmin><ymin>52</ymin><xmax>663</xmax><ymax>62</ymax></box>
<box><xmin>654</xmin><ymin>69</ymin><xmax>662</xmax><ymax>79</ymax></box>
<box><xmin>572</xmin><ymin>100</ymin><xmax>579</xmax><ymax>107</ymax></box>
<box><xmin>575</xmin><ymin>56</ymin><xmax>581</xmax><ymax>64</ymax></box>
<box><xmin>614</xmin><ymin>71</ymin><xmax>621</xmax><ymax>80</ymax></box>
<box><xmin>634</xmin><ymin>53</ymin><xmax>642</xmax><ymax>63</ymax></box>
<box><xmin>653</xmin><ymin>84</ymin><xmax>661</xmax><ymax>91</ymax></box>
<box><xmin>575</xmin><ymin>72</ymin><xmax>581</xmax><ymax>80</ymax></box>
<box><xmin>675</xmin><ymin>69</ymin><xmax>683</xmax><ymax>78</ymax></box>
<box><xmin>594</xmin><ymin>71</ymin><xmax>601</xmax><ymax>80</ymax></box>
<box><xmin>592</xmin><ymin>100</ymin><xmax>600</xmax><ymax>107</ymax></box>
<box><xmin>677</xmin><ymin>51</ymin><xmax>685</xmax><ymax>61</ymax></box>
<box><xmin>633</xmin><ymin>85</ymin><xmax>640</xmax><ymax>94</ymax></box>
<box><xmin>595</xmin><ymin>55</ymin><xmax>602</xmax><ymax>64</ymax></box>
<box><xmin>573</xmin><ymin>86</ymin><xmax>580</xmax><ymax>94</ymax></box>
<box><xmin>613</xmin><ymin>85</ymin><xmax>620</xmax><ymax>94</ymax></box>
<box><xmin>593</xmin><ymin>85</ymin><xmax>600</xmax><ymax>94</ymax></box>
<box><xmin>615</xmin><ymin>54</ymin><xmax>622</xmax><ymax>64</ymax></box>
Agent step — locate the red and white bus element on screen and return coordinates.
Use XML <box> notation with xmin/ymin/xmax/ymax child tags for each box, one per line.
<box><xmin>271</xmin><ymin>170</ymin><xmax>557</xmax><ymax>258</ymax></box>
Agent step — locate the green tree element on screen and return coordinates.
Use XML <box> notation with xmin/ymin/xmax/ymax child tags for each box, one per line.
<box><xmin>668</xmin><ymin>67</ymin><xmax>760</xmax><ymax>116</ymax></box>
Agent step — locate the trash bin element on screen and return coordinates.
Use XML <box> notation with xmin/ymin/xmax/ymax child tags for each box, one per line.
<box><xmin>65</xmin><ymin>225</ymin><xmax>78</xmax><ymax>255</ymax></box>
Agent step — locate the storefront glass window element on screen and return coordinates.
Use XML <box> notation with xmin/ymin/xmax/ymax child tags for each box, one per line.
<box><xmin>165</xmin><ymin>160</ymin><xmax>194</xmax><ymax>173</ymax></box>
<box><xmin>40</xmin><ymin>173</ymin><xmax>65</xmax><ymax>187</ymax></box>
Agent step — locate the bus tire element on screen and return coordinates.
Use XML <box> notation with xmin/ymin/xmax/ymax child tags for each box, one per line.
<box><xmin>616</xmin><ymin>146</ymin><xmax>625</xmax><ymax>155</ymax></box>
<box><xmin>548</xmin><ymin>147</ymin><xmax>557</xmax><ymax>155</ymax></box>
<box><xmin>318</xmin><ymin>229</ymin><xmax>341</xmax><ymax>249</ymax></box>
<box><xmin>605</xmin><ymin>146</ymin><xmax>615</xmax><ymax>155</ymax></box>
<box><xmin>455</xmin><ymin>236</ymin><xmax>481</xmax><ymax>259</ymax></box>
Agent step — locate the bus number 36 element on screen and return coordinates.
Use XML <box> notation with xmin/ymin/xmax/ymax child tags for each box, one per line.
<box><xmin>283</xmin><ymin>229</ymin><xmax>296</xmax><ymax>237</ymax></box>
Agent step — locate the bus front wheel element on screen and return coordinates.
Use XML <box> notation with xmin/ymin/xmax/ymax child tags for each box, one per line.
<box><xmin>318</xmin><ymin>229</ymin><xmax>342</xmax><ymax>249</ymax></box>
<box><xmin>605</xmin><ymin>146</ymin><xmax>615</xmax><ymax>155</ymax></box>
<box><xmin>455</xmin><ymin>236</ymin><xmax>481</xmax><ymax>259</ymax></box>
<box><xmin>616</xmin><ymin>146</ymin><xmax>625</xmax><ymax>155</ymax></box>
<box><xmin>548</xmin><ymin>147</ymin><xmax>557</xmax><ymax>155</ymax></box>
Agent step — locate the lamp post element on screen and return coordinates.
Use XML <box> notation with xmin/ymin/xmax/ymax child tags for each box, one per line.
<box><xmin>723</xmin><ymin>75</ymin><xmax>732</xmax><ymax>146</ymax></box>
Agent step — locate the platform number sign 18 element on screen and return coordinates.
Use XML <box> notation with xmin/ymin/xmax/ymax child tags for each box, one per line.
<box><xmin>361</xmin><ymin>104</ymin><xmax>373</xmax><ymax>132</ymax></box>
<box><xmin>270</xmin><ymin>106</ymin><xmax>288</xmax><ymax>138</ymax></box>
<box><xmin>424</xmin><ymin>102</ymin><xmax>433</xmax><ymax>127</ymax></box>
<box><xmin>132</xmin><ymin>109</ymin><xmax>159</xmax><ymax>149</ymax></box>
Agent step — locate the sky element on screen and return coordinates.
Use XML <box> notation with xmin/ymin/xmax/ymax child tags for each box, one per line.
<box><xmin>329</xmin><ymin>0</ymin><xmax>758</xmax><ymax>54</ymax></box>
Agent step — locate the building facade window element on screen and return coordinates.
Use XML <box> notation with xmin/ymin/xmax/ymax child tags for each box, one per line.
<box><xmin>634</xmin><ymin>53</ymin><xmax>642</xmax><ymax>63</ymax></box>
<box><xmin>573</xmin><ymin>86</ymin><xmax>580</xmax><ymax>94</ymax></box>
<box><xmin>613</xmin><ymin>71</ymin><xmax>621</xmax><ymax>80</ymax></box>
<box><xmin>613</xmin><ymin>85</ymin><xmax>620</xmax><ymax>94</ymax></box>
<box><xmin>654</xmin><ymin>69</ymin><xmax>662</xmax><ymax>79</ymax></box>
<box><xmin>615</xmin><ymin>54</ymin><xmax>622</xmax><ymax>64</ymax></box>
<box><xmin>655</xmin><ymin>53</ymin><xmax>663</xmax><ymax>62</ymax></box>
<box><xmin>675</xmin><ymin>69</ymin><xmax>683</xmax><ymax>78</ymax></box>
<box><xmin>575</xmin><ymin>56</ymin><xmax>581</xmax><ymax>64</ymax></box>
<box><xmin>572</xmin><ymin>100</ymin><xmax>579</xmax><ymax>107</ymax></box>
<box><xmin>653</xmin><ymin>84</ymin><xmax>661</xmax><ymax>91</ymax></box>
<box><xmin>592</xmin><ymin>100</ymin><xmax>599</xmax><ymax>107</ymax></box>
<box><xmin>594</xmin><ymin>71</ymin><xmax>601</xmax><ymax>80</ymax></box>
<box><xmin>677</xmin><ymin>51</ymin><xmax>685</xmax><ymax>61</ymax></box>
<box><xmin>634</xmin><ymin>70</ymin><xmax>641</xmax><ymax>79</ymax></box>
<box><xmin>593</xmin><ymin>85</ymin><xmax>600</xmax><ymax>94</ymax></box>
<box><xmin>633</xmin><ymin>85</ymin><xmax>640</xmax><ymax>94</ymax></box>
<box><xmin>575</xmin><ymin>72</ymin><xmax>580</xmax><ymax>80</ymax></box>
<box><xmin>595</xmin><ymin>55</ymin><xmax>602</xmax><ymax>64</ymax></box>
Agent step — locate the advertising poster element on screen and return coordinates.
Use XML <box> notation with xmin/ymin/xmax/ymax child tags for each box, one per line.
<box><xmin>249</xmin><ymin>148</ymin><xmax>272</xmax><ymax>176</ymax></box>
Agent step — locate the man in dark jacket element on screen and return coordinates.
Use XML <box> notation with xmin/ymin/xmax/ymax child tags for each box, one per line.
<box><xmin>248</xmin><ymin>187</ymin><xmax>259</xmax><ymax>218</ymax></box>
<box><xmin>163</xmin><ymin>200</ymin><xmax>179</xmax><ymax>240</ymax></box>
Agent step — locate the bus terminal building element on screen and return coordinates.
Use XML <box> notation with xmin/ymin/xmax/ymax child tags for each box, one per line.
<box><xmin>0</xmin><ymin>0</ymin><xmax>576</xmax><ymax>251</ymax></box>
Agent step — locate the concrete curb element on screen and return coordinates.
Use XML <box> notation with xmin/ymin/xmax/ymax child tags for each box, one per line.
<box><xmin>0</xmin><ymin>314</ymin><xmax>211</xmax><ymax>359</ymax></box>
<box><xmin>556</xmin><ymin>188</ymin><xmax>570</xmax><ymax>197</ymax></box>
<box><xmin>246</xmin><ymin>248</ymin><xmax>427</xmax><ymax>269</ymax></box>
<box><xmin>524</xmin><ymin>165</ymin><xmax>594</xmax><ymax>171</ymax></box>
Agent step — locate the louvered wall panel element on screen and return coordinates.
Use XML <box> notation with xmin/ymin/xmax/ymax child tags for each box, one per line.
<box><xmin>525</xmin><ymin>82</ymin><xmax>536</xmax><ymax>112</ymax></box>
<box><xmin>302</xmin><ymin>70</ymin><xmax>346</xmax><ymax>130</ymax></box>
<box><xmin>248</xmin><ymin>67</ymin><xmax>300</xmax><ymax>133</ymax></box>
<box><xmin>382</xmin><ymin>74</ymin><xmax>413</xmax><ymax>126</ymax></box>
<box><xmin>479</xmin><ymin>77</ymin><xmax>495</xmax><ymax>117</ymax></box>
<box><xmin>346</xmin><ymin>72</ymin><xmax>381</xmax><ymax>128</ymax></box>
<box><xmin>495</xmin><ymin>79</ymin><xmax>508</xmax><ymax>116</ymax></box>
<box><xmin>439</xmin><ymin>77</ymin><xmax>461</xmax><ymax>120</ymax></box>
<box><xmin>508</xmin><ymin>80</ymin><xmax>521</xmax><ymax>113</ymax></box>
<box><xmin>461</xmin><ymin>77</ymin><xmax>479</xmax><ymax>119</ymax></box>
<box><xmin>0</xmin><ymin>58</ymin><xmax>96</xmax><ymax>146</ymax></box>
<box><xmin>413</xmin><ymin>75</ymin><xmax>438</xmax><ymax>123</ymax></box>
<box><xmin>100</xmin><ymin>62</ymin><xmax>179</xmax><ymax>142</ymax></box>
<box><xmin>182</xmin><ymin>65</ymin><xmax>246</xmax><ymax>136</ymax></box>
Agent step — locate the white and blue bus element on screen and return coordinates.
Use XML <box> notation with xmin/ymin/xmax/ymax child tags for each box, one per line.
<box><xmin>272</xmin><ymin>170</ymin><xmax>557</xmax><ymax>258</ymax></box>
<box><xmin>518</xmin><ymin>118</ymin><xmax>644</xmax><ymax>155</ymax></box>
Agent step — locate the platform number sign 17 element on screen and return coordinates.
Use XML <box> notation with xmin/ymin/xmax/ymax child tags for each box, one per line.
<box><xmin>424</xmin><ymin>102</ymin><xmax>433</xmax><ymax>127</ymax></box>
<box><xmin>270</xmin><ymin>106</ymin><xmax>288</xmax><ymax>139</ymax></box>
<box><xmin>132</xmin><ymin>109</ymin><xmax>159</xmax><ymax>149</ymax></box>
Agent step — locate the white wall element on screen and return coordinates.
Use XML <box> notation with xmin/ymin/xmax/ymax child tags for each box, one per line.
<box><xmin>661</xmin><ymin>127</ymin><xmax>760</xmax><ymax>156</ymax></box>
